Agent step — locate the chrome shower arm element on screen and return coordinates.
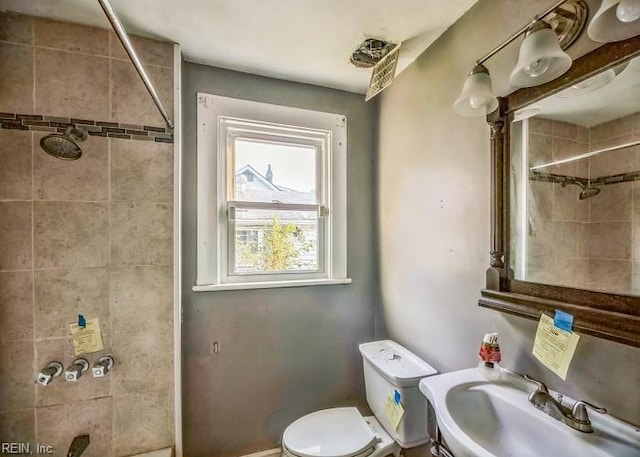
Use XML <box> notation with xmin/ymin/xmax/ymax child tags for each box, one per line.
<box><xmin>98</xmin><ymin>0</ymin><xmax>174</xmax><ymax>130</ymax></box>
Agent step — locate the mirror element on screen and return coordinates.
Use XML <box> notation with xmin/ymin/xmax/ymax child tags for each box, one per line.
<box><xmin>480</xmin><ymin>36</ymin><xmax>640</xmax><ymax>348</ymax></box>
<box><xmin>510</xmin><ymin>56</ymin><xmax>640</xmax><ymax>296</ymax></box>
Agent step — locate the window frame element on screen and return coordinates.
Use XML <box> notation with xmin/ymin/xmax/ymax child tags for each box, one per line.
<box><xmin>194</xmin><ymin>93</ymin><xmax>350</xmax><ymax>291</ymax></box>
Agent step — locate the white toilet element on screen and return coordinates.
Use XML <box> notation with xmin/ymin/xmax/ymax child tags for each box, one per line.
<box><xmin>281</xmin><ymin>340</ymin><xmax>438</xmax><ymax>457</ymax></box>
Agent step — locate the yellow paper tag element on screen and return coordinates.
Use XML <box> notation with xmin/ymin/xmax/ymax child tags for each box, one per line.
<box><xmin>384</xmin><ymin>393</ymin><xmax>405</xmax><ymax>430</ymax></box>
<box><xmin>532</xmin><ymin>314</ymin><xmax>580</xmax><ymax>380</ymax></box>
<box><xmin>69</xmin><ymin>318</ymin><xmax>104</xmax><ymax>356</ymax></box>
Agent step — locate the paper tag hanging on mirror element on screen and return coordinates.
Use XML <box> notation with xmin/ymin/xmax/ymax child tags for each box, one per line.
<box><xmin>69</xmin><ymin>318</ymin><xmax>104</xmax><ymax>356</ymax></box>
<box><xmin>532</xmin><ymin>314</ymin><xmax>579</xmax><ymax>380</ymax></box>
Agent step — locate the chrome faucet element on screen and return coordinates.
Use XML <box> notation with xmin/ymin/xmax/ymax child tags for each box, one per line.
<box><xmin>525</xmin><ymin>375</ymin><xmax>606</xmax><ymax>433</ymax></box>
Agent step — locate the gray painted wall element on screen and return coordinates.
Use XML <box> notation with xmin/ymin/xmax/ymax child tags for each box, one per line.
<box><xmin>181</xmin><ymin>62</ymin><xmax>378</xmax><ymax>456</ymax></box>
<box><xmin>376</xmin><ymin>0</ymin><xmax>640</xmax><ymax>426</ymax></box>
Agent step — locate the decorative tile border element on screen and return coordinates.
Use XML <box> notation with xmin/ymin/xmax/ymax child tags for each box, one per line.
<box><xmin>0</xmin><ymin>112</ymin><xmax>174</xmax><ymax>144</ymax></box>
<box><xmin>530</xmin><ymin>170</ymin><xmax>640</xmax><ymax>187</ymax></box>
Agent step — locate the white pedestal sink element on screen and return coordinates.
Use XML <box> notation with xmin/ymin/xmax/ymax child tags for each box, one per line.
<box><xmin>419</xmin><ymin>368</ymin><xmax>640</xmax><ymax>457</ymax></box>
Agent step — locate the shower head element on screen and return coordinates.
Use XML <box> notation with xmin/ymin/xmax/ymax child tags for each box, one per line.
<box><xmin>578</xmin><ymin>185</ymin><xmax>601</xmax><ymax>200</ymax></box>
<box><xmin>561</xmin><ymin>180</ymin><xmax>601</xmax><ymax>200</ymax></box>
<box><xmin>39</xmin><ymin>127</ymin><xmax>87</xmax><ymax>160</ymax></box>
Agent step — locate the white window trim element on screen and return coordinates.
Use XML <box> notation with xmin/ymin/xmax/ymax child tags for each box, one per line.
<box><xmin>194</xmin><ymin>93</ymin><xmax>350</xmax><ymax>291</ymax></box>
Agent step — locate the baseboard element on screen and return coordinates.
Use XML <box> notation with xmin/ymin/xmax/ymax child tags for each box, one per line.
<box><xmin>238</xmin><ymin>448</ymin><xmax>281</xmax><ymax>457</ymax></box>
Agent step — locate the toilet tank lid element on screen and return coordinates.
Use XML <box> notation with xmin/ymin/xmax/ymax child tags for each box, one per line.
<box><xmin>359</xmin><ymin>340</ymin><xmax>437</xmax><ymax>387</ymax></box>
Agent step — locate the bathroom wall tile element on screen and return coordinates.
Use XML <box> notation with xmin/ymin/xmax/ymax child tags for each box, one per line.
<box><xmin>552</xmin><ymin>222</ymin><xmax>578</xmax><ymax>258</ymax></box>
<box><xmin>0</xmin><ymin>201</ymin><xmax>32</xmax><ymax>271</ymax></box>
<box><xmin>110</xmin><ymin>138</ymin><xmax>173</xmax><ymax>203</ymax></box>
<box><xmin>588</xmin><ymin>222</ymin><xmax>631</xmax><ymax>260</ymax></box>
<box><xmin>34</xmin><ymin>133</ymin><xmax>108</xmax><ymax>201</ymax></box>
<box><xmin>552</xmin><ymin>184</ymin><xmax>577</xmax><ymax>222</ymax></box>
<box><xmin>34</xmin><ymin>268</ymin><xmax>109</xmax><ymax>339</ymax></box>
<box><xmin>35</xmin><ymin>338</ymin><xmax>111</xmax><ymax>407</ymax></box>
<box><xmin>34</xmin><ymin>201</ymin><xmax>109</xmax><ymax>269</ymax></box>
<box><xmin>586</xmin><ymin>259</ymin><xmax>631</xmax><ymax>294</ymax></box>
<box><xmin>528</xmin><ymin>181</ymin><xmax>552</xmax><ymax>221</ymax></box>
<box><xmin>573</xmin><ymin>258</ymin><xmax>590</xmax><ymax>289</ymax></box>
<box><xmin>529</xmin><ymin>117</ymin><xmax>552</xmax><ymax>135</ymax></box>
<box><xmin>577</xmin><ymin>126</ymin><xmax>588</xmax><ymax>142</ymax></box>
<box><xmin>34</xmin><ymin>18</ymin><xmax>108</xmax><ymax>55</ymax></box>
<box><xmin>111</xmin><ymin>60</ymin><xmax>173</xmax><ymax>127</ymax></box>
<box><xmin>0</xmin><ymin>410</ymin><xmax>35</xmax><ymax>446</ymax></box>
<box><xmin>553</xmin><ymin>120</ymin><xmax>578</xmax><ymax>140</ymax></box>
<box><xmin>576</xmin><ymin>223</ymin><xmax>589</xmax><ymax>258</ymax></box>
<box><xmin>36</xmin><ymin>396</ymin><xmax>112</xmax><ymax>457</ymax></box>
<box><xmin>0</xmin><ymin>409</ymin><xmax>35</xmax><ymax>450</ymax></box>
<box><xmin>0</xmin><ymin>271</ymin><xmax>34</xmax><ymax>342</ymax></box>
<box><xmin>632</xmin><ymin>112</ymin><xmax>640</xmax><ymax>131</ymax></box>
<box><xmin>0</xmin><ymin>340</ymin><xmax>35</xmax><ymax>412</ymax></box>
<box><xmin>589</xmin><ymin>183</ymin><xmax>631</xmax><ymax>223</ymax></box>
<box><xmin>552</xmin><ymin>137</ymin><xmax>578</xmax><ymax>161</ymax></box>
<box><xmin>35</xmin><ymin>49</ymin><xmax>109</xmax><ymax>120</ymax></box>
<box><xmin>110</xmin><ymin>266</ymin><xmax>173</xmax><ymax>394</ymax></box>
<box><xmin>113</xmin><ymin>388</ymin><xmax>173</xmax><ymax>456</ymax></box>
<box><xmin>527</xmin><ymin>133</ymin><xmax>552</xmax><ymax>167</ymax></box>
<box><xmin>589</xmin><ymin>143</ymin><xmax>636</xmax><ymax>177</ymax></box>
<box><xmin>590</xmin><ymin>114</ymin><xmax>634</xmax><ymax>142</ymax></box>
<box><xmin>110</xmin><ymin>202</ymin><xmax>172</xmax><ymax>266</ymax></box>
<box><xmin>110</xmin><ymin>33</ymin><xmax>174</xmax><ymax>68</ymax></box>
<box><xmin>631</xmin><ymin>262</ymin><xmax>640</xmax><ymax>295</ymax></box>
<box><xmin>0</xmin><ymin>129</ymin><xmax>32</xmax><ymax>200</ymax></box>
<box><xmin>553</xmin><ymin>256</ymin><xmax>577</xmax><ymax>287</ymax></box>
<box><xmin>0</xmin><ymin>43</ymin><xmax>33</xmax><ymax>114</ymax></box>
<box><xmin>0</xmin><ymin>12</ymin><xmax>33</xmax><ymax>44</ymax></box>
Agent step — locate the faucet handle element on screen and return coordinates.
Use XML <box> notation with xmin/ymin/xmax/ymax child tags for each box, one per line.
<box><xmin>524</xmin><ymin>374</ymin><xmax>549</xmax><ymax>393</ymax></box>
<box><xmin>571</xmin><ymin>400</ymin><xmax>607</xmax><ymax>422</ymax></box>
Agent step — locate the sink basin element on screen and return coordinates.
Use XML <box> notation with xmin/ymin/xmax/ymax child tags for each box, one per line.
<box><xmin>419</xmin><ymin>368</ymin><xmax>640</xmax><ymax>457</ymax></box>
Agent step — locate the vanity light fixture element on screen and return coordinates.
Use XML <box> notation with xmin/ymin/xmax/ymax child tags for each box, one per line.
<box><xmin>588</xmin><ymin>0</ymin><xmax>640</xmax><ymax>41</ymax></box>
<box><xmin>453</xmin><ymin>64</ymin><xmax>498</xmax><ymax>116</ymax></box>
<box><xmin>509</xmin><ymin>21</ymin><xmax>572</xmax><ymax>87</ymax></box>
<box><xmin>454</xmin><ymin>0</ymin><xmax>588</xmax><ymax>117</ymax></box>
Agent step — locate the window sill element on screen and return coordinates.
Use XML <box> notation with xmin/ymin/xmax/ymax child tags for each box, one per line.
<box><xmin>192</xmin><ymin>278</ymin><xmax>352</xmax><ymax>292</ymax></box>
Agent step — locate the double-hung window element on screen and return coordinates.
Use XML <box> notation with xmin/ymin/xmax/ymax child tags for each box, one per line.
<box><xmin>195</xmin><ymin>94</ymin><xmax>350</xmax><ymax>291</ymax></box>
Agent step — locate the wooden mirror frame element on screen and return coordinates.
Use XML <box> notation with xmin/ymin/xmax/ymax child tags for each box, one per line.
<box><xmin>480</xmin><ymin>34</ymin><xmax>640</xmax><ymax>348</ymax></box>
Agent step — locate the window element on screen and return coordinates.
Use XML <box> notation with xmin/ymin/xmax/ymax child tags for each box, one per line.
<box><xmin>195</xmin><ymin>94</ymin><xmax>350</xmax><ymax>291</ymax></box>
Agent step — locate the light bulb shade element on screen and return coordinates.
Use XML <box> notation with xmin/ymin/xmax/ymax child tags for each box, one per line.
<box><xmin>454</xmin><ymin>65</ymin><xmax>498</xmax><ymax>117</ymax></box>
<box><xmin>510</xmin><ymin>24</ymin><xmax>572</xmax><ymax>88</ymax></box>
<box><xmin>588</xmin><ymin>0</ymin><xmax>640</xmax><ymax>42</ymax></box>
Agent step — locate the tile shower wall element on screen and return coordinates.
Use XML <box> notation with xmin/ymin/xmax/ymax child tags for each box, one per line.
<box><xmin>0</xmin><ymin>12</ymin><xmax>174</xmax><ymax>456</ymax></box>
<box><xmin>527</xmin><ymin>113</ymin><xmax>640</xmax><ymax>294</ymax></box>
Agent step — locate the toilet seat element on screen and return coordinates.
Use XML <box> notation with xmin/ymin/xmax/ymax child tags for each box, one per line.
<box><xmin>282</xmin><ymin>407</ymin><xmax>377</xmax><ymax>457</ymax></box>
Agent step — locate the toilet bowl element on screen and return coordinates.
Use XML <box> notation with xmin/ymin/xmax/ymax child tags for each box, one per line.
<box><xmin>281</xmin><ymin>341</ymin><xmax>437</xmax><ymax>457</ymax></box>
<box><xmin>282</xmin><ymin>407</ymin><xmax>399</xmax><ymax>457</ymax></box>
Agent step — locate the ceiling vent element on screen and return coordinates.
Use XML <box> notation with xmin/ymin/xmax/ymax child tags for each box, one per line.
<box><xmin>350</xmin><ymin>38</ymin><xmax>397</xmax><ymax>68</ymax></box>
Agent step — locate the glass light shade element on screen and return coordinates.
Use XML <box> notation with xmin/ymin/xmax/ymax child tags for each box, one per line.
<box><xmin>555</xmin><ymin>69</ymin><xmax>616</xmax><ymax>97</ymax></box>
<box><xmin>617</xmin><ymin>0</ymin><xmax>640</xmax><ymax>22</ymax></box>
<box><xmin>510</xmin><ymin>23</ymin><xmax>572</xmax><ymax>88</ymax></box>
<box><xmin>588</xmin><ymin>0</ymin><xmax>640</xmax><ymax>42</ymax></box>
<box><xmin>454</xmin><ymin>65</ymin><xmax>498</xmax><ymax>117</ymax></box>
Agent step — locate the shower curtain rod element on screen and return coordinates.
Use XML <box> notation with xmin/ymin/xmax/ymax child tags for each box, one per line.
<box><xmin>530</xmin><ymin>138</ymin><xmax>640</xmax><ymax>170</ymax></box>
<box><xmin>98</xmin><ymin>0</ymin><xmax>174</xmax><ymax>130</ymax></box>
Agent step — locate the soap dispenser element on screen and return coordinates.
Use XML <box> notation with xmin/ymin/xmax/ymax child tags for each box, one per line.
<box><xmin>478</xmin><ymin>332</ymin><xmax>502</xmax><ymax>380</ymax></box>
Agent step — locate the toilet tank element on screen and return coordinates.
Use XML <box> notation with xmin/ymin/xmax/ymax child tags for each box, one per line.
<box><xmin>359</xmin><ymin>340</ymin><xmax>437</xmax><ymax>448</ymax></box>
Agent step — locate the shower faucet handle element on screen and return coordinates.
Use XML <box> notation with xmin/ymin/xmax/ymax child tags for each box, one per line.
<box><xmin>92</xmin><ymin>355</ymin><xmax>114</xmax><ymax>378</ymax></box>
<box><xmin>65</xmin><ymin>358</ymin><xmax>89</xmax><ymax>382</ymax></box>
<box><xmin>36</xmin><ymin>361</ymin><xmax>64</xmax><ymax>386</ymax></box>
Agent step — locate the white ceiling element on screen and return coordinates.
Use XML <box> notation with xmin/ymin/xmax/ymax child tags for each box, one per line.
<box><xmin>1</xmin><ymin>0</ymin><xmax>478</xmax><ymax>94</ymax></box>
